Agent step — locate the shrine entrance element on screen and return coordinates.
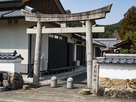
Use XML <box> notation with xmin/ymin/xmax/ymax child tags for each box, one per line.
<box><xmin>21</xmin><ymin>3</ymin><xmax>112</xmax><ymax>93</ymax></box>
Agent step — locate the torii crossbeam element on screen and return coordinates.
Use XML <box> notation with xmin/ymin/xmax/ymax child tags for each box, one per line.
<box><xmin>21</xmin><ymin>4</ymin><xmax>112</xmax><ymax>93</ymax></box>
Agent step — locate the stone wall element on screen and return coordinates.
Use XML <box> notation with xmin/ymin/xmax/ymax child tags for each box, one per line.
<box><xmin>2</xmin><ymin>72</ymin><xmax>24</xmax><ymax>90</ymax></box>
<box><xmin>99</xmin><ymin>78</ymin><xmax>136</xmax><ymax>99</ymax></box>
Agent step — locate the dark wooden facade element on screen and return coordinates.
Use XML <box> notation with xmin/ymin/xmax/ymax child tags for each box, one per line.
<box><xmin>26</xmin><ymin>0</ymin><xmax>64</xmax><ymax>14</ymax></box>
<box><xmin>48</xmin><ymin>37</ymin><xmax>74</xmax><ymax>69</ymax></box>
<box><xmin>76</xmin><ymin>45</ymin><xmax>86</xmax><ymax>66</ymax></box>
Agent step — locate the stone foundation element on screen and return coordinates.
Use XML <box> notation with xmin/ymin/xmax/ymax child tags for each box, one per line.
<box><xmin>128</xmin><ymin>79</ymin><xmax>136</xmax><ymax>89</ymax></box>
<box><xmin>99</xmin><ymin>78</ymin><xmax>111</xmax><ymax>88</ymax></box>
<box><xmin>104</xmin><ymin>89</ymin><xmax>136</xmax><ymax>99</ymax></box>
<box><xmin>111</xmin><ymin>79</ymin><xmax>127</xmax><ymax>89</ymax></box>
<box><xmin>99</xmin><ymin>78</ymin><xmax>136</xmax><ymax>99</ymax></box>
<box><xmin>2</xmin><ymin>72</ymin><xmax>24</xmax><ymax>90</ymax></box>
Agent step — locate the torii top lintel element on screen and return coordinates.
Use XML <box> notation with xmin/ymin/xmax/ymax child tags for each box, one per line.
<box><xmin>21</xmin><ymin>4</ymin><xmax>112</xmax><ymax>22</ymax></box>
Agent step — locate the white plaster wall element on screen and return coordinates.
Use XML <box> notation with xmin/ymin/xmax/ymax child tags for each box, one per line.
<box><xmin>0</xmin><ymin>59</ymin><xmax>22</xmax><ymax>73</ymax></box>
<box><xmin>0</xmin><ymin>63</ymin><xmax>21</xmax><ymax>73</ymax></box>
<box><xmin>58</xmin><ymin>33</ymin><xmax>74</xmax><ymax>43</ymax></box>
<box><xmin>41</xmin><ymin>34</ymin><xmax>49</xmax><ymax>62</ymax></box>
<box><xmin>0</xmin><ymin>63</ymin><xmax>14</xmax><ymax>73</ymax></box>
<box><xmin>99</xmin><ymin>64</ymin><xmax>136</xmax><ymax>79</ymax></box>
<box><xmin>58</xmin><ymin>33</ymin><xmax>86</xmax><ymax>46</ymax></box>
<box><xmin>0</xmin><ymin>19</ymin><xmax>35</xmax><ymax>64</ymax></box>
<box><xmin>15</xmin><ymin>62</ymin><xmax>21</xmax><ymax>73</ymax></box>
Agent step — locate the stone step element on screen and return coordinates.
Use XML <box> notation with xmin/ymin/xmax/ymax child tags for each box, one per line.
<box><xmin>0</xmin><ymin>87</ymin><xmax>6</xmax><ymax>92</ymax></box>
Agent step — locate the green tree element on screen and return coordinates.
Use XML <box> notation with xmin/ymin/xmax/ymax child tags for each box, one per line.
<box><xmin>65</xmin><ymin>9</ymin><xmax>83</xmax><ymax>27</ymax></box>
<box><xmin>65</xmin><ymin>9</ymin><xmax>71</xmax><ymax>14</ymax></box>
<box><xmin>120</xmin><ymin>6</ymin><xmax>136</xmax><ymax>39</ymax></box>
<box><xmin>97</xmin><ymin>20</ymin><xmax>121</xmax><ymax>38</ymax></box>
<box><xmin>83</xmin><ymin>20</ymin><xmax>97</xmax><ymax>37</ymax></box>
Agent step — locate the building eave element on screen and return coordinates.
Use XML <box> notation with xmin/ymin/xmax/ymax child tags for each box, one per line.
<box><xmin>54</xmin><ymin>0</ymin><xmax>66</xmax><ymax>14</ymax></box>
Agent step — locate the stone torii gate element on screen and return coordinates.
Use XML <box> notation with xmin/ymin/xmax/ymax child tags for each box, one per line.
<box><xmin>21</xmin><ymin>4</ymin><xmax>112</xmax><ymax>92</ymax></box>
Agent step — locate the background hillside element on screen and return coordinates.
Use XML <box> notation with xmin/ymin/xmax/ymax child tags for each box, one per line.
<box><xmin>95</xmin><ymin>20</ymin><xmax>122</xmax><ymax>38</ymax></box>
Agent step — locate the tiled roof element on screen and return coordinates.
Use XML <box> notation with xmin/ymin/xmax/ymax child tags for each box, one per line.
<box><xmin>0</xmin><ymin>50</ymin><xmax>24</xmax><ymax>60</ymax></box>
<box><xmin>0</xmin><ymin>10</ymin><xmax>22</xmax><ymax>18</ymax></box>
<box><xmin>74</xmin><ymin>34</ymin><xmax>106</xmax><ymax>48</ymax></box>
<box><xmin>94</xmin><ymin>38</ymin><xmax>118</xmax><ymax>51</ymax></box>
<box><xmin>0</xmin><ymin>0</ymin><xmax>22</xmax><ymax>3</ymax></box>
<box><xmin>97</xmin><ymin>54</ymin><xmax>136</xmax><ymax>64</ymax></box>
<box><xmin>0</xmin><ymin>6</ymin><xmax>37</xmax><ymax>18</ymax></box>
<box><xmin>114</xmin><ymin>37</ymin><xmax>136</xmax><ymax>48</ymax></box>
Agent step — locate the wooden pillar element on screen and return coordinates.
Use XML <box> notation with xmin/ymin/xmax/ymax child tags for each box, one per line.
<box><xmin>86</xmin><ymin>20</ymin><xmax>93</xmax><ymax>89</ymax></box>
<box><xmin>33</xmin><ymin>20</ymin><xmax>42</xmax><ymax>87</ymax></box>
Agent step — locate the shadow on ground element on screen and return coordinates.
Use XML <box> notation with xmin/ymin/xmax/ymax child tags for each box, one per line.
<box><xmin>36</xmin><ymin>72</ymin><xmax>87</xmax><ymax>94</ymax></box>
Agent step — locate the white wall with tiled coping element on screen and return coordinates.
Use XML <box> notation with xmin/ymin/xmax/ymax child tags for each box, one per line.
<box><xmin>97</xmin><ymin>54</ymin><xmax>136</xmax><ymax>80</ymax></box>
<box><xmin>0</xmin><ymin>58</ymin><xmax>23</xmax><ymax>73</ymax></box>
<box><xmin>99</xmin><ymin>64</ymin><xmax>136</xmax><ymax>79</ymax></box>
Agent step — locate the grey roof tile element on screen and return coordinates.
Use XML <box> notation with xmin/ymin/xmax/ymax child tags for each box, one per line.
<box><xmin>0</xmin><ymin>0</ymin><xmax>21</xmax><ymax>3</ymax></box>
<box><xmin>94</xmin><ymin>38</ymin><xmax>118</xmax><ymax>51</ymax></box>
<box><xmin>97</xmin><ymin>54</ymin><xmax>136</xmax><ymax>64</ymax></box>
<box><xmin>74</xmin><ymin>34</ymin><xmax>106</xmax><ymax>47</ymax></box>
<box><xmin>0</xmin><ymin>6</ymin><xmax>37</xmax><ymax>18</ymax></box>
<box><xmin>0</xmin><ymin>51</ymin><xmax>24</xmax><ymax>60</ymax></box>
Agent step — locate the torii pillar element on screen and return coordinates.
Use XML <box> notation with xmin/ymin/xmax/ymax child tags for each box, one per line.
<box><xmin>33</xmin><ymin>20</ymin><xmax>42</xmax><ymax>86</ymax></box>
<box><xmin>86</xmin><ymin>20</ymin><xmax>93</xmax><ymax>88</ymax></box>
<box><xmin>21</xmin><ymin>4</ymin><xmax>112</xmax><ymax>90</ymax></box>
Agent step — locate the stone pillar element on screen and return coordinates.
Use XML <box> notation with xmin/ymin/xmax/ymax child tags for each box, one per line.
<box><xmin>92</xmin><ymin>60</ymin><xmax>99</xmax><ymax>94</ymax></box>
<box><xmin>86</xmin><ymin>20</ymin><xmax>93</xmax><ymax>89</ymax></box>
<box><xmin>33</xmin><ymin>20</ymin><xmax>42</xmax><ymax>87</ymax></box>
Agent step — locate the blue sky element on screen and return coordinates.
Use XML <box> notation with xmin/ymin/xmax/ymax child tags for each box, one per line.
<box><xmin>60</xmin><ymin>0</ymin><xmax>136</xmax><ymax>25</ymax></box>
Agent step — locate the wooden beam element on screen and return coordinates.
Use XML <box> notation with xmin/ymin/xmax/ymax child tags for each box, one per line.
<box><xmin>27</xmin><ymin>27</ymin><xmax>105</xmax><ymax>34</ymax></box>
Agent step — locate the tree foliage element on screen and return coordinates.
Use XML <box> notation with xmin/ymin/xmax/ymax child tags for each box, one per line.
<box><xmin>98</xmin><ymin>21</ymin><xmax>121</xmax><ymax>38</ymax></box>
<box><xmin>65</xmin><ymin>9</ymin><xmax>83</xmax><ymax>27</ymax></box>
<box><xmin>120</xmin><ymin>6</ymin><xmax>136</xmax><ymax>39</ymax></box>
<box><xmin>65</xmin><ymin>9</ymin><xmax>97</xmax><ymax>37</ymax></box>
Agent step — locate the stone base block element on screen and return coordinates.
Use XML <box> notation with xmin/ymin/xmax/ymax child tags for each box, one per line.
<box><xmin>97</xmin><ymin>87</ymin><xmax>105</xmax><ymax>96</ymax></box>
<box><xmin>128</xmin><ymin>79</ymin><xmax>136</xmax><ymax>89</ymax></box>
<box><xmin>23</xmin><ymin>85</ymin><xmax>30</xmax><ymax>90</ymax></box>
<box><xmin>80</xmin><ymin>89</ymin><xmax>91</xmax><ymax>95</ymax></box>
<box><xmin>111</xmin><ymin>79</ymin><xmax>127</xmax><ymax>89</ymax></box>
<box><xmin>104</xmin><ymin>88</ymin><xmax>136</xmax><ymax>99</ymax></box>
<box><xmin>99</xmin><ymin>78</ymin><xmax>111</xmax><ymax>88</ymax></box>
